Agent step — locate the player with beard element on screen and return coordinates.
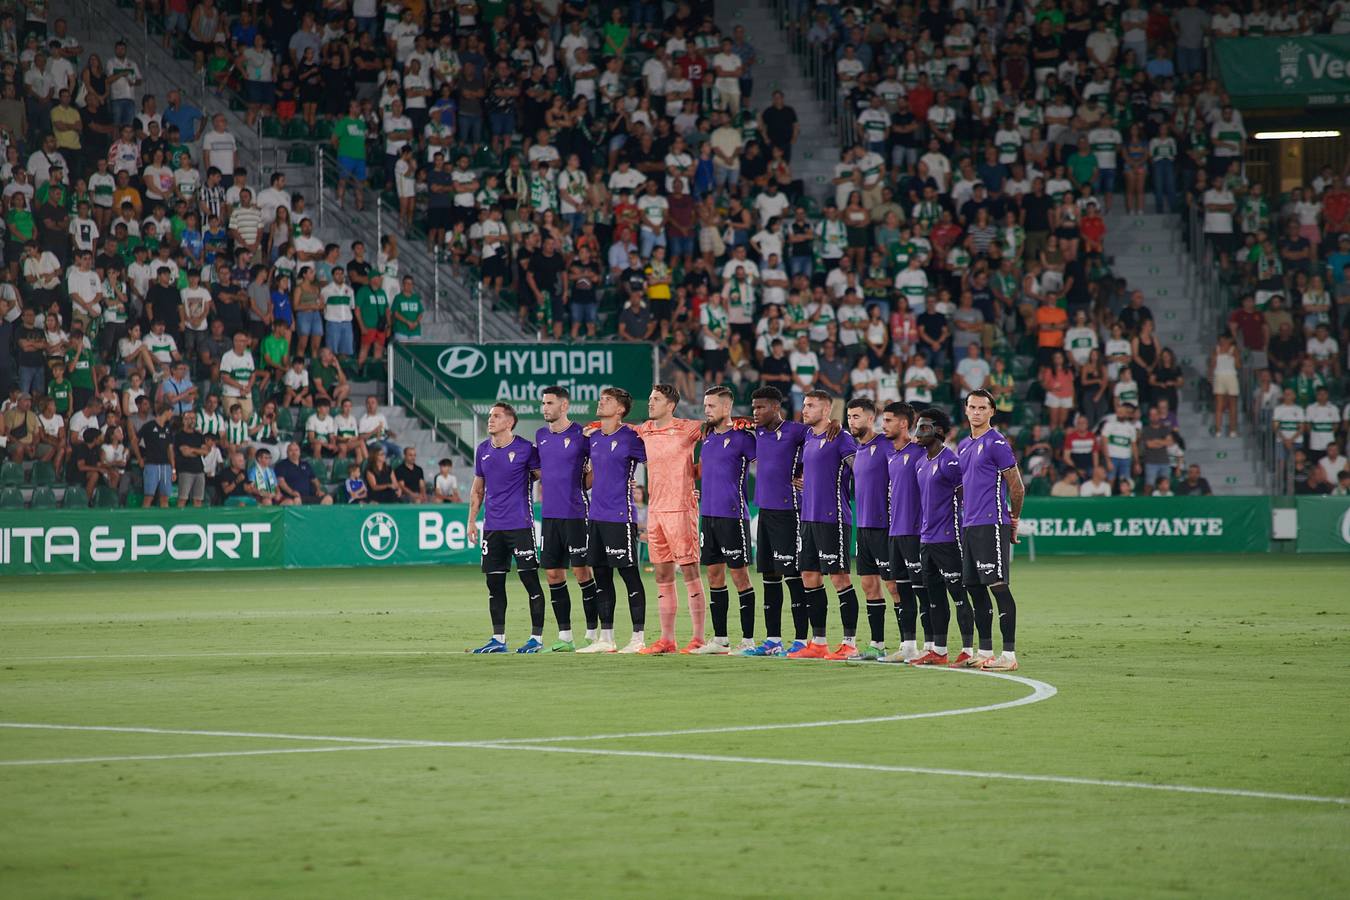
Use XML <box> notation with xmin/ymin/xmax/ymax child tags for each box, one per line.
<box><xmin>744</xmin><ymin>386</ymin><xmax>811</xmax><ymax>657</ymax></box>
<box><xmin>535</xmin><ymin>385</ymin><xmax>602</xmax><ymax>651</ymax></box>
<box><xmin>576</xmin><ymin>388</ymin><xmax>649</xmax><ymax>654</ymax></box>
<box><xmin>788</xmin><ymin>389</ymin><xmax>861</xmax><ymax>660</ymax></box>
<box><xmin>690</xmin><ymin>385</ymin><xmax>758</xmax><ymax>654</ymax></box>
<box><xmin>467</xmin><ymin>402</ymin><xmax>547</xmax><ymax>653</ymax></box>
<box><xmin>879</xmin><ymin>401</ymin><xmax>932</xmax><ymax>663</ymax></box>
<box><xmin>957</xmin><ymin>389</ymin><xmax>1024</xmax><ymax>670</ymax></box>
<box><xmin>843</xmin><ymin>397</ymin><xmax>895</xmax><ymax>660</ymax></box>
<box><xmin>910</xmin><ymin>407</ymin><xmax>977</xmax><ymax>667</ymax></box>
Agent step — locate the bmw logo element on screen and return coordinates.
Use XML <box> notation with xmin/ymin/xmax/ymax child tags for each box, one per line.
<box><xmin>437</xmin><ymin>346</ymin><xmax>487</xmax><ymax>379</ymax></box>
<box><xmin>360</xmin><ymin>512</ymin><xmax>399</xmax><ymax>560</ymax></box>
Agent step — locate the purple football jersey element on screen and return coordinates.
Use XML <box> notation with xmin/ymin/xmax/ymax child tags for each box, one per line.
<box><xmin>852</xmin><ymin>434</ymin><xmax>894</xmax><ymax>529</ymax></box>
<box><xmin>699</xmin><ymin>427</ymin><xmax>757</xmax><ymax>518</ymax></box>
<box><xmin>915</xmin><ymin>445</ymin><xmax>962</xmax><ymax>544</ymax></box>
<box><xmin>535</xmin><ymin>421</ymin><xmax>589</xmax><ymax>520</ymax></box>
<box><xmin>957</xmin><ymin>428</ymin><xmax>1017</xmax><ymax>527</ymax></box>
<box><xmin>752</xmin><ymin>419</ymin><xmax>809</xmax><ymax>511</ymax></box>
<box><xmin>473</xmin><ymin>435</ymin><xmax>540</xmax><ymax>531</ymax></box>
<box><xmin>886</xmin><ymin>440</ymin><xmax>923</xmax><ymax>537</ymax></box>
<box><xmin>587</xmin><ymin>426</ymin><xmax>647</xmax><ymax>523</ymax></box>
<box><xmin>800</xmin><ymin>428</ymin><xmax>858</xmax><ymax>524</ymax></box>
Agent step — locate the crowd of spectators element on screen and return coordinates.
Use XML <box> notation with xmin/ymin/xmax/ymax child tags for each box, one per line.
<box><xmin>2</xmin><ymin>0</ymin><xmax>1349</xmax><ymax>505</ymax></box>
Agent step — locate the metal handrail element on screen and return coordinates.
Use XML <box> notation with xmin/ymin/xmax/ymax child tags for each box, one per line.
<box><xmin>390</xmin><ymin>342</ymin><xmax>481</xmax><ymax>457</ymax></box>
<box><xmin>1180</xmin><ymin>197</ymin><xmax>1288</xmax><ymax>495</ymax></box>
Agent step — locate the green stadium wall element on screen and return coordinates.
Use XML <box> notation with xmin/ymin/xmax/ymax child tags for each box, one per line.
<box><xmin>0</xmin><ymin>496</ymin><xmax>1313</xmax><ymax>576</ymax></box>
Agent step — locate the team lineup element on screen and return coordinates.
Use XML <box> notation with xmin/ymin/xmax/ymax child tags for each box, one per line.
<box><xmin>465</xmin><ymin>382</ymin><xmax>1024</xmax><ymax>670</ymax></box>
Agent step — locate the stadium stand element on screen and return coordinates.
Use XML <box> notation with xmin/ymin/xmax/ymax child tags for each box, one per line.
<box><xmin>0</xmin><ymin>0</ymin><xmax>1346</xmax><ymax>507</ymax></box>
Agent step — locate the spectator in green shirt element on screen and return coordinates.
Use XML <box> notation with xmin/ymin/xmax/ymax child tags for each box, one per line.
<box><xmin>260</xmin><ymin>320</ymin><xmax>290</xmax><ymax>381</ymax></box>
<box><xmin>1067</xmin><ymin>136</ymin><xmax>1098</xmax><ymax>189</ymax></box>
<box><xmin>309</xmin><ymin>346</ymin><xmax>350</xmax><ymax>406</ymax></box>
<box><xmin>355</xmin><ymin>271</ymin><xmax>391</xmax><ymax>368</ymax></box>
<box><xmin>391</xmin><ymin>275</ymin><xmax>423</xmax><ymax>340</ymax></box>
<box><xmin>331</xmin><ymin>100</ymin><xmax>368</xmax><ymax>211</ymax></box>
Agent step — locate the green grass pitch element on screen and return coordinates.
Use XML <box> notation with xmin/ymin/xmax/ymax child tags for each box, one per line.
<box><xmin>3</xmin><ymin>556</ymin><xmax>1348</xmax><ymax>898</ymax></box>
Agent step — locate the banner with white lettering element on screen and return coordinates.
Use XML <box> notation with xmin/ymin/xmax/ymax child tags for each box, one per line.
<box><xmin>400</xmin><ymin>342</ymin><xmax>657</xmax><ymax>416</ymax></box>
<box><xmin>0</xmin><ymin>508</ymin><xmax>284</xmax><ymax>575</ymax></box>
<box><xmin>1018</xmin><ymin>497</ymin><xmax>1270</xmax><ymax>554</ymax></box>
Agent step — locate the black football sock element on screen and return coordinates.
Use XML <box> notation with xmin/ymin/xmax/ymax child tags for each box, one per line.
<box><xmin>950</xmin><ymin>584</ymin><xmax>974</xmax><ymax>649</ymax></box>
<box><xmin>928</xmin><ymin>582</ymin><xmax>950</xmax><ymax>650</ymax></box>
<box><xmin>836</xmin><ymin>585</ymin><xmax>858</xmax><ymax>639</ymax></box>
<box><xmin>518</xmin><ymin>570</ymin><xmax>545</xmax><ymax>635</ymax></box>
<box><xmin>486</xmin><ymin>571</ymin><xmax>508</xmax><ymax>635</ymax></box>
<box><xmin>896</xmin><ymin>583</ymin><xmax>918</xmax><ymax>643</ymax></box>
<box><xmin>594</xmin><ymin>566</ymin><xmax>616</xmax><ymax>630</ymax></box>
<box><xmin>737</xmin><ymin>586</ymin><xmax>756</xmax><ymax>639</ymax></box>
<box><xmin>548</xmin><ymin>580</ymin><xmax>572</xmax><ymax>632</ymax></box>
<box><xmin>966</xmin><ymin>583</ymin><xmax>995</xmax><ymax>652</ymax></box>
<box><xmin>917</xmin><ymin>585</ymin><xmax>933</xmax><ymax>644</ymax></box>
<box><xmin>761</xmin><ymin>575</ymin><xmax>784</xmax><ymax>639</ymax></box>
<box><xmin>618</xmin><ymin>565</ymin><xmax>646</xmax><ymax>631</ymax></box>
<box><xmin>991</xmin><ymin>585</ymin><xmax>1017</xmax><ymax>652</ymax></box>
<box><xmin>786</xmin><ymin>575</ymin><xmax>808</xmax><ymax>641</ymax></box>
<box><xmin>806</xmin><ymin>585</ymin><xmax>828</xmax><ymax>638</ymax></box>
<box><xmin>866</xmin><ymin>598</ymin><xmax>886</xmax><ymax>644</ymax></box>
<box><xmin>577</xmin><ymin>578</ymin><xmax>600</xmax><ymax>631</ymax></box>
<box><xmin>709</xmin><ymin>586</ymin><xmax>729</xmax><ymax>639</ymax></box>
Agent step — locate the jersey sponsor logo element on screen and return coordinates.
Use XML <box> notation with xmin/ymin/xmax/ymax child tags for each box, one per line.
<box><xmin>977</xmin><ymin>561</ymin><xmax>997</xmax><ymax>574</ymax></box>
<box><xmin>359</xmin><ymin>512</ymin><xmax>399</xmax><ymax>560</ymax></box>
<box><xmin>436</xmin><ymin>345</ymin><xmax>488</xmax><ymax>378</ymax></box>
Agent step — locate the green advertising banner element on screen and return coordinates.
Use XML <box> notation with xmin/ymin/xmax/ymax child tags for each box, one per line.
<box><xmin>0</xmin><ymin>507</ymin><xmax>284</xmax><ymax>575</ymax></box>
<box><xmin>1294</xmin><ymin>497</ymin><xmax>1350</xmax><ymax>554</ymax></box>
<box><xmin>1216</xmin><ymin>36</ymin><xmax>1350</xmax><ymax>109</ymax></box>
<box><xmin>285</xmin><ymin>503</ymin><xmax>491</xmax><ymax>568</ymax></box>
<box><xmin>400</xmin><ymin>342</ymin><xmax>657</xmax><ymax>417</ymax></box>
<box><xmin>2</xmin><ymin>498</ymin><xmax>1279</xmax><ymax>576</ymax></box>
<box><xmin>1017</xmin><ymin>497</ymin><xmax>1271</xmax><ymax>554</ymax></box>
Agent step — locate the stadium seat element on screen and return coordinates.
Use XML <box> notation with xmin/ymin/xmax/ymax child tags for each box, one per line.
<box><xmin>0</xmin><ymin>460</ymin><xmax>24</xmax><ymax>486</ymax></box>
<box><xmin>92</xmin><ymin>485</ymin><xmax>120</xmax><ymax>508</ymax></box>
<box><xmin>0</xmin><ymin>485</ymin><xmax>24</xmax><ymax>508</ymax></box>
<box><xmin>125</xmin><ymin>490</ymin><xmax>144</xmax><ymax>508</ymax></box>
<box><xmin>29</xmin><ymin>486</ymin><xmax>56</xmax><ymax>509</ymax></box>
<box><xmin>306</xmin><ymin>458</ymin><xmax>330</xmax><ymax>482</ymax></box>
<box><xmin>61</xmin><ymin>485</ymin><xmax>88</xmax><ymax>508</ymax></box>
<box><xmin>261</xmin><ymin>117</ymin><xmax>283</xmax><ymax>139</ymax></box>
<box><xmin>30</xmin><ymin>461</ymin><xmax>55</xmax><ymax>486</ymax></box>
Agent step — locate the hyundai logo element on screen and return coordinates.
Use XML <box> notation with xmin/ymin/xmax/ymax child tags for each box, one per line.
<box><xmin>437</xmin><ymin>346</ymin><xmax>487</xmax><ymax>379</ymax></box>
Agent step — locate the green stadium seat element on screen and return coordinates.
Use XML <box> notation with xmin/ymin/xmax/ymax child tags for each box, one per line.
<box><xmin>306</xmin><ymin>458</ymin><xmax>330</xmax><ymax>482</ymax></box>
<box><xmin>61</xmin><ymin>485</ymin><xmax>89</xmax><ymax>508</ymax></box>
<box><xmin>287</xmin><ymin>144</ymin><xmax>315</xmax><ymax>165</ymax></box>
<box><xmin>0</xmin><ymin>485</ymin><xmax>24</xmax><ymax>508</ymax></box>
<box><xmin>311</xmin><ymin>120</ymin><xmax>333</xmax><ymax>141</ymax></box>
<box><xmin>261</xmin><ymin>117</ymin><xmax>283</xmax><ymax>139</ymax></box>
<box><xmin>0</xmin><ymin>460</ymin><xmax>24</xmax><ymax>486</ymax></box>
<box><xmin>285</xmin><ymin>118</ymin><xmax>309</xmax><ymax>140</ymax></box>
<box><xmin>92</xmin><ymin>485</ymin><xmax>119</xmax><ymax>508</ymax></box>
<box><xmin>125</xmin><ymin>490</ymin><xmax>144</xmax><ymax>508</ymax></box>
<box><xmin>275</xmin><ymin>407</ymin><xmax>295</xmax><ymax>434</ymax></box>
<box><xmin>29</xmin><ymin>486</ymin><xmax>56</xmax><ymax>509</ymax></box>
<box><xmin>30</xmin><ymin>460</ymin><xmax>55</xmax><ymax>486</ymax></box>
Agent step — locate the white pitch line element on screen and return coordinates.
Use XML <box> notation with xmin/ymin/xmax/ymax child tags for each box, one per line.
<box><xmin>0</xmin><ymin>744</ymin><xmax>415</xmax><ymax>767</ymax></box>
<box><xmin>470</xmin><ymin>743</ymin><xmax>1350</xmax><ymax>806</ymax></box>
<box><xmin>480</xmin><ymin>668</ymin><xmax>1056</xmax><ymax>744</ymax></box>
